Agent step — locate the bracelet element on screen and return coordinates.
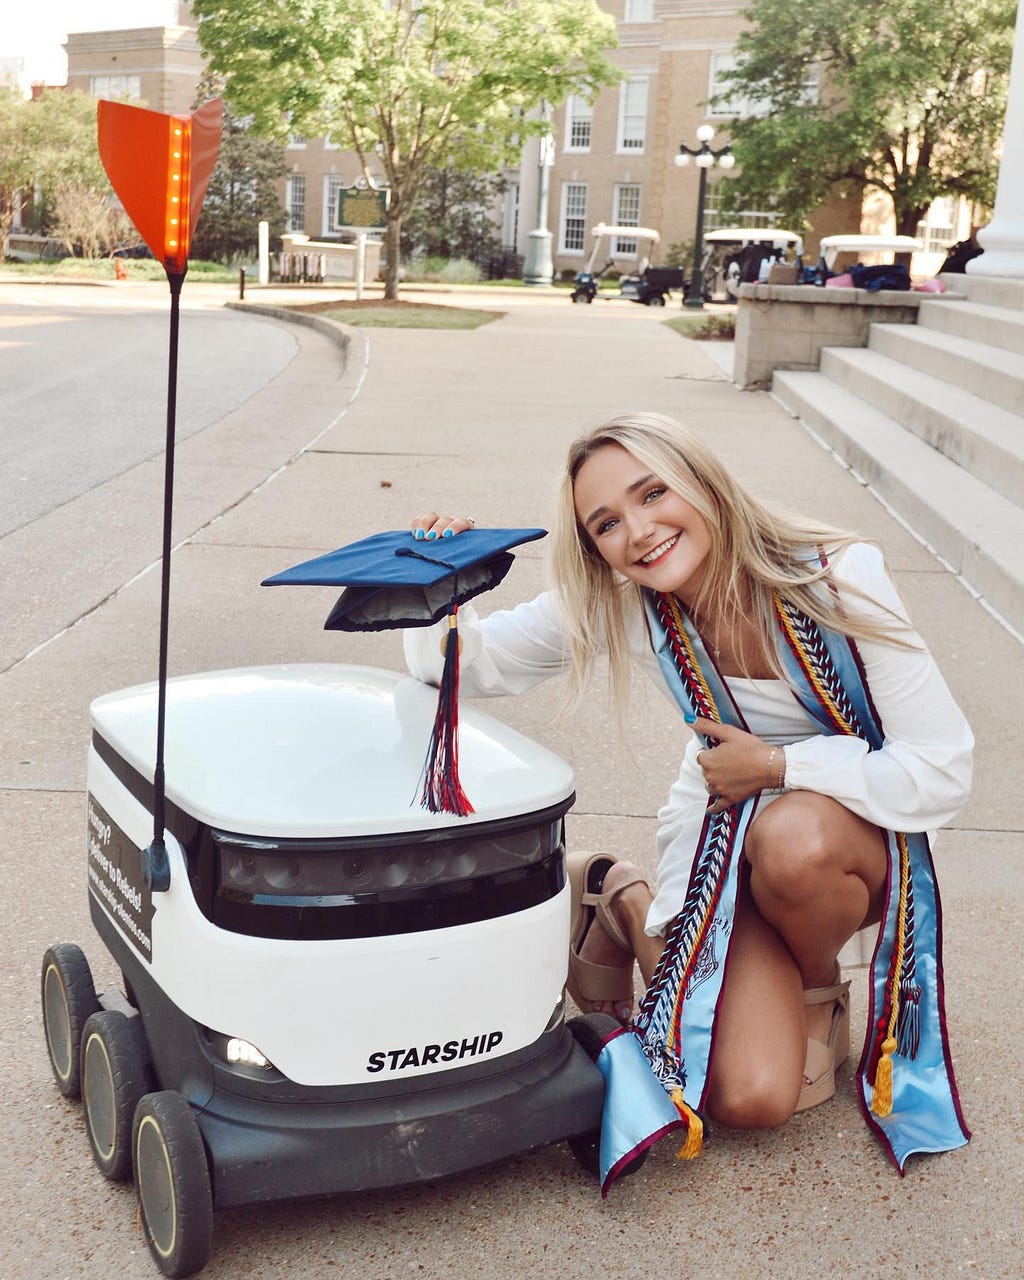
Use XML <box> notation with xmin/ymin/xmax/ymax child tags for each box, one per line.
<box><xmin>766</xmin><ymin>746</ymin><xmax>786</xmax><ymax>791</ymax></box>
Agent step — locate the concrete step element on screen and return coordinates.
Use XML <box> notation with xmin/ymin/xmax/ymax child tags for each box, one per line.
<box><xmin>867</xmin><ymin>323</ymin><xmax>1024</xmax><ymax>416</ymax></box>
<box><xmin>818</xmin><ymin>345</ymin><xmax>1024</xmax><ymax>505</ymax></box>
<box><xmin>939</xmin><ymin>273</ymin><xmax>1024</xmax><ymax>311</ymax></box>
<box><xmin>918</xmin><ymin>296</ymin><xmax>1024</xmax><ymax>357</ymax></box>
<box><xmin>772</xmin><ymin>369</ymin><xmax>1024</xmax><ymax>635</ymax></box>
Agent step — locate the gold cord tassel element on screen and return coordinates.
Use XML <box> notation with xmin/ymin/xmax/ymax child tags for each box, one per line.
<box><xmin>870</xmin><ymin>1036</ymin><xmax>898</xmax><ymax>1117</ymax></box>
<box><xmin>671</xmin><ymin>1089</ymin><xmax>704</xmax><ymax>1159</ymax></box>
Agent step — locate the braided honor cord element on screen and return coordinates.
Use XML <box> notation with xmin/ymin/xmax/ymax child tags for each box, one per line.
<box><xmin>773</xmin><ymin>593</ymin><xmax>920</xmax><ymax>1114</ymax></box>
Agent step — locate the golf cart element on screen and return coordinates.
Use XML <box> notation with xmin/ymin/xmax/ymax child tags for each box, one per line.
<box><xmin>570</xmin><ymin>222</ymin><xmax>683</xmax><ymax>306</ymax></box>
<box><xmin>701</xmin><ymin>227</ymin><xmax>805</xmax><ymax>301</ymax></box>
<box><xmin>42</xmin><ymin>659</ymin><xmax>614</xmax><ymax>1276</ymax></box>
<box><xmin>818</xmin><ymin>233</ymin><xmax>923</xmax><ymax>270</ymax></box>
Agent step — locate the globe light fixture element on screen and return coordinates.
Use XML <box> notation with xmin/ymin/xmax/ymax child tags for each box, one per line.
<box><xmin>676</xmin><ymin>125</ymin><xmax>735</xmax><ymax>309</ymax></box>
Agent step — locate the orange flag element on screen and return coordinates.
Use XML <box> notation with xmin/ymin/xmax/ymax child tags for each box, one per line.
<box><xmin>97</xmin><ymin>98</ymin><xmax>223</xmax><ymax>276</ymax></box>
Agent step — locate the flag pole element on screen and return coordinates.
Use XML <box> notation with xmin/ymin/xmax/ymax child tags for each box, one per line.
<box><xmin>144</xmin><ymin>269</ymin><xmax>186</xmax><ymax>891</ymax></box>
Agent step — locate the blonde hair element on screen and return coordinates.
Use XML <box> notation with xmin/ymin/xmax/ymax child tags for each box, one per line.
<box><xmin>549</xmin><ymin>412</ymin><xmax>913</xmax><ymax>714</ymax></box>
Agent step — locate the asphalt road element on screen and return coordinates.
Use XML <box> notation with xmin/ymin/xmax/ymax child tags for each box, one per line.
<box><xmin>0</xmin><ymin>282</ymin><xmax>298</xmax><ymax>538</ymax></box>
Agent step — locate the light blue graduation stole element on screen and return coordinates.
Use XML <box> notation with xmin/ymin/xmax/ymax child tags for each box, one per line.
<box><xmin>594</xmin><ymin>588</ymin><xmax>969</xmax><ymax>1194</ymax></box>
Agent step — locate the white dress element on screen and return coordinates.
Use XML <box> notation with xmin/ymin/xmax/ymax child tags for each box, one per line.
<box><xmin>403</xmin><ymin>543</ymin><xmax>974</xmax><ymax>960</ymax></box>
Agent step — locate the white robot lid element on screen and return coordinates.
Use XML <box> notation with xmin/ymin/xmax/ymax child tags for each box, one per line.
<box><xmin>89</xmin><ymin>664</ymin><xmax>575</xmax><ymax>838</ymax></box>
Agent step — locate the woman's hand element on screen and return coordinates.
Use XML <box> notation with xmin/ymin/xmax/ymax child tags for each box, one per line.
<box><xmin>411</xmin><ymin>512</ymin><xmax>477</xmax><ymax>541</ymax></box>
<box><xmin>688</xmin><ymin>716</ymin><xmax>777</xmax><ymax>812</ymax></box>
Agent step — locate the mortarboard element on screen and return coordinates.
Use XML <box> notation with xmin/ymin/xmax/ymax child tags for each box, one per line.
<box><xmin>262</xmin><ymin>527</ymin><xmax>545</xmax><ymax>631</ymax></box>
<box><xmin>262</xmin><ymin>528</ymin><xmax>547</xmax><ymax>816</ymax></box>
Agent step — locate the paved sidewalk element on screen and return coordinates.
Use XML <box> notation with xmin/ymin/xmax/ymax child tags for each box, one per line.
<box><xmin>2</xmin><ymin>283</ymin><xmax>1021</xmax><ymax>1279</ymax></box>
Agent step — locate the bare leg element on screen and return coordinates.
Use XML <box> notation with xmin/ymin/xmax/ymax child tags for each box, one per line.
<box><xmin>704</xmin><ymin>881</ymin><xmax>806</xmax><ymax>1127</ymax></box>
<box><xmin>744</xmin><ymin>792</ymin><xmax>888</xmax><ymax>1042</ymax></box>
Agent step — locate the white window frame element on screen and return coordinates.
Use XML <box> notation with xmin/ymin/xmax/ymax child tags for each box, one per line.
<box><xmin>323</xmin><ymin>175</ymin><xmax>347</xmax><ymax>236</ymax></box>
<box><xmin>89</xmin><ymin>73</ymin><xmax>141</xmax><ymax>100</ymax></box>
<box><xmin>287</xmin><ymin>134</ymin><xmax>308</xmax><ymax>149</ymax></box>
<box><xmin>708</xmin><ymin>50</ymin><xmax>817</xmax><ymax>119</ymax></box>
<box><xmin>624</xmin><ymin>0</ymin><xmax>655</xmax><ymax>20</ymax></box>
<box><xmin>502</xmin><ymin>180</ymin><xmax>520</xmax><ymax>249</ymax></box>
<box><xmin>559</xmin><ymin>182</ymin><xmax>588</xmax><ymax>255</ymax></box>
<box><xmin>564</xmin><ymin>95</ymin><xmax>593</xmax><ymax>153</ymax></box>
<box><xmin>617</xmin><ymin>77</ymin><xmax>648</xmax><ymax>153</ymax></box>
<box><xmin>286</xmin><ymin>174</ymin><xmax>306</xmax><ymax>233</ymax></box>
<box><xmin>612</xmin><ymin>184</ymin><xmax>641</xmax><ymax>257</ymax></box>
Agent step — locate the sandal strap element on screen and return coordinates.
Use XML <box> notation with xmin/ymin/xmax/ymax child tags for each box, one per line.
<box><xmin>803</xmin><ymin>979</ymin><xmax>851</xmax><ymax>1007</ymax></box>
<box><xmin>568</xmin><ymin>951</ymin><xmax>635</xmax><ymax>1005</ymax></box>
<box><xmin>583</xmin><ymin>869</ymin><xmax>648</xmax><ymax>953</ymax></box>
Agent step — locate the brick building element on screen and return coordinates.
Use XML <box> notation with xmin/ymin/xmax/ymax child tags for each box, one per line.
<box><xmin>56</xmin><ymin>0</ymin><xmax>965</xmax><ymax>274</ymax></box>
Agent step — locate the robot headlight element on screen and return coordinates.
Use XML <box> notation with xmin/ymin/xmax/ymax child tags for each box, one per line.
<box><xmin>214</xmin><ymin>819</ymin><xmax>561</xmax><ymax>901</ymax></box>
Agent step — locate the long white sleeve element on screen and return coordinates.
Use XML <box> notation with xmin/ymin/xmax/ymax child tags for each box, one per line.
<box><xmin>782</xmin><ymin>542</ymin><xmax>974</xmax><ymax>832</ymax></box>
<box><xmin>402</xmin><ymin>591</ymin><xmax>572</xmax><ymax>697</ymax></box>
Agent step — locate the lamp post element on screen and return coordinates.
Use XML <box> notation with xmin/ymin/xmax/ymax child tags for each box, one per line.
<box><xmin>675</xmin><ymin>124</ymin><xmax>735</xmax><ymax>309</ymax></box>
<box><xmin>523</xmin><ymin>104</ymin><xmax>555</xmax><ymax>286</ymax></box>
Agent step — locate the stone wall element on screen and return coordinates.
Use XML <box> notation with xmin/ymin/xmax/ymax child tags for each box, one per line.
<box><xmin>733</xmin><ymin>284</ymin><xmax>925</xmax><ymax>391</ymax></box>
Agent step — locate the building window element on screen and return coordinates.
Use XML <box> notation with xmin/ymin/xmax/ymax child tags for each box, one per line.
<box><xmin>286</xmin><ymin>174</ymin><xmax>306</xmax><ymax>233</ymax></box>
<box><xmin>89</xmin><ymin>74</ymin><xmax>141</xmax><ymax>100</ymax></box>
<box><xmin>612</xmin><ymin>185</ymin><xmax>641</xmax><ymax>256</ymax></box>
<box><xmin>324</xmin><ymin>175</ymin><xmax>347</xmax><ymax>235</ymax></box>
<box><xmin>702</xmin><ymin>183</ymin><xmax>778</xmax><ymax>233</ymax></box>
<box><xmin>708</xmin><ymin>51</ymin><xmax>816</xmax><ymax>119</ymax></box>
<box><xmin>502</xmin><ymin>180</ymin><xmax>520</xmax><ymax>249</ymax></box>
<box><xmin>560</xmin><ymin>183</ymin><xmax>588</xmax><ymax>254</ymax></box>
<box><xmin>624</xmin><ymin>0</ymin><xmax>655</xmax><ymax>20</ymax></box>
<box><xmin>617</xmin><ymin>77</ymin><xmax>648</xmax><ymax>152</ymax></box>
<box><xmin>917</xmin><ymin>197</ymin><xmax>957</xmax><ymax>255</ymax></box>
<box><xmin>287</xmin><ymin>134</ymin><xmax>307</xmax><ymax>149</ymax></box>
<box><xmin>564</xmin><ymin>95</ymin><xmax>593</xmax><ymax>153</ymax></box>
<box><xmin>324</xmin><ymin>136</ymin><xmax>341</xmax><ymax>151</ymax></box>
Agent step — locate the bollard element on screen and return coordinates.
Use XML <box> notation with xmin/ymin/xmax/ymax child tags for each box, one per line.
<box><xmin>239</xmin><ymin>266</ymin><xmax>246</xmax><ymax>300</ymax></box>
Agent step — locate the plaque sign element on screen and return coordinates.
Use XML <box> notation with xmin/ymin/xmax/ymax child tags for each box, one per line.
<box><xmin>335</xmin><ymin>185</ymin><xmax>389</xmax><ymax>231</ymax></box>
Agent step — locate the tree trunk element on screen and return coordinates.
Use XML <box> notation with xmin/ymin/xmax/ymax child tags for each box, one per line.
<box><xmin>384</xmin><ymin>212</ymin><xmax>402</xmax><ymax>300</ymax></box>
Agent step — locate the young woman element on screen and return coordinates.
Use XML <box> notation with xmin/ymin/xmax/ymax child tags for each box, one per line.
<box><xmin>406</xmin><ymin>412</ymin><xmax>972</xmax><ymax>1158</ymax></box>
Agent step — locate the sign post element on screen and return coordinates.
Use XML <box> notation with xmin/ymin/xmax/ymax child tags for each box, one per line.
<box><xmin>335</xmin><ymin>182</ymin><xmax>388</xmax><ymax>295</ymax></box>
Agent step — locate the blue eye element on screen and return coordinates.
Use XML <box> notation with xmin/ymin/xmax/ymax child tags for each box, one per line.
<box><xmin>644</xmin><ymin>487</ymin><xmax>666</xmax><ymax>504</ymax></box>
<box><xmin>596</xmin><ymin>517</ymin><xmax>618</xmax><ymax>536</ymax></box>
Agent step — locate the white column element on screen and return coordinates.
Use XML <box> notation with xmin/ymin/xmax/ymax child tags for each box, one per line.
<box><xmin>968</xmin><ymin>0</ymin><xmax>1024</xmax><ymax>276</ymax></box>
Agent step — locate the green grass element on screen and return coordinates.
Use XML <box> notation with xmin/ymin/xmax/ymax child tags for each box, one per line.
<box><xmin>664</xmin><ymin>312</ymin><xmax>736</xmax><ymax>340</ymax></box>
<box><xmin>0</xmin><ymin>258</ymin><xmax>238</xmax><ymax>282</ymax></box>
<box><xmin>321</xmin><ymin>303</ymin><xmax>501</xmax><ymax>329</ymax></box>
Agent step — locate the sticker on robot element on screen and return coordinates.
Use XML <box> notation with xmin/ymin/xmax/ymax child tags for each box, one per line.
<box><xmin>87</xmin><ymin>795</ymin><xmax>154</xmax><ymax>960</ymax></box>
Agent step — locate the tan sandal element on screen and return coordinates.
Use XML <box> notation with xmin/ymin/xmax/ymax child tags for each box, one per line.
<box><xmin>794</xmin><ymin>968</ymin><xmax>852</xmax><ymax>1113</ymax></box>
<box><xmin>566</xmin><ymin>851</ymin><xmax>645</xmax><ymax>1017</ymax></box>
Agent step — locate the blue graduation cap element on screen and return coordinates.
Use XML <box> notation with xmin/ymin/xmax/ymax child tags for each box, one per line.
<box><xmin>262</xmin><ymin>528</ymin><xmax>547</xmax><ymax>817</ymax></box>
<box><xmin>262</xmin><ymin>527</ymin><xmax>546</xmax><ymax>631</ymax></box>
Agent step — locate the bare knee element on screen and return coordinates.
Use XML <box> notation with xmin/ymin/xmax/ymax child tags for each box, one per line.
<box><xmin>746</xmin><ymin>801</ymin><xmax>832</xmax><ymax>905</ymax></box>
<box><xmin>708</xmin><ymin>1066</ymin><xmax>799</xmax><ymax>1130</ymax></box>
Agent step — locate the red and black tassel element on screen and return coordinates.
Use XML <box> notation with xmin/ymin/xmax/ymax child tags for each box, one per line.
<box><xmin>419</xmin><ymin>605</ymin><xmax>474</xmax><ymax>817</ymax></box>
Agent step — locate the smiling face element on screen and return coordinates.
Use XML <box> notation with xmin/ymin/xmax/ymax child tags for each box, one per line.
<box><xmin>572</xmin><ymin>442</ymin><xmax>713</xmax><ymax>602</ymax></box>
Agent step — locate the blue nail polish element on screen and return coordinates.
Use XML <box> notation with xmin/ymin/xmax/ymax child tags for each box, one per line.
<box><xmin>442</xmin><ymin>527</ymin><xmax>454</xmax><ymax>538</ymax></box>
<box><xmin>414</xmin><ymin>528</ymin><xmax>425</xmax><ymax>540</ymax></box>
<box><xmin>426</xmin><ymin>529</ymin><xmax>437</xmax><ymax>540</ymax></box>
<box><xmin>684</xmin><ymin>712</ymin><xmax>696</xmax><ymax>724</ymax></box>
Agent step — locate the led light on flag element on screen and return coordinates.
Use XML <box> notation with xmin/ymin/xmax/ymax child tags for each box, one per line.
<box><xmin>97</xmin><ymin>97</ymin><xmax>222</xmax><ymax>277</ymax></box>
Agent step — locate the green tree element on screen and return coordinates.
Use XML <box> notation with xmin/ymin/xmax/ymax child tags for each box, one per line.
<box><xmin>193</xmin><ymin>0</ymin><xmax>619</xmax><ymax>297</ymax></box>
<box><xmin>188</xmin><ymin>95</ymin><xmax>288</xmax><ymax>263</ymax></box>
<box><xmin>715</xmin><ymin>0</ymin><xmax>1014</xmax><ymax>235</ymax></box>
<box><xmin>0</xmin><ymin>88</ymin><xmax>136</xmax><ymax>260</ymax></box>
<box><xmin>400</xmin><ymin>166</ymin><xmax>507</xmax><ymax>266</ymax></box>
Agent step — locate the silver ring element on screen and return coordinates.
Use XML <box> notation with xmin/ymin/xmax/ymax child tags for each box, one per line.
<box><xmin>465</xmin><ymin>516</ymin><xmax>477</xmax><ymax>528</ymax></box>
